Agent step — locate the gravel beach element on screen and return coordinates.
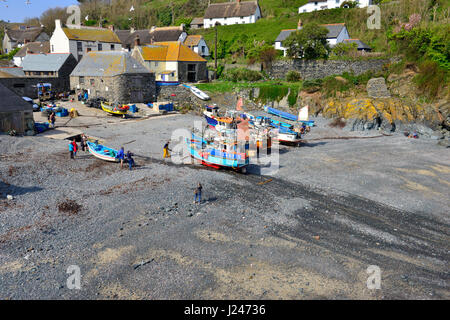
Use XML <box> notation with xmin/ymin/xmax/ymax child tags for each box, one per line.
<box><xmin>0</xmin><ymin>107</ymin><xmax>449</xmax><ymax>300</ymax></box>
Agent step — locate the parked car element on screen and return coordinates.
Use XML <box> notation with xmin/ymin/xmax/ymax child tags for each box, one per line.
<box><xmin>22</xmin><ymin>96</ymin><xmax>40</xmax><ymax>112</ymax></box>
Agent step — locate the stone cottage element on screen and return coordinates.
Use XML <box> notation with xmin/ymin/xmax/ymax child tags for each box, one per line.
<box><xmin>2</xmin><ymin>26</ymin><xmax>49</xmax><ymax>54</ymax></box>
<box><xmin>132</xmin><ymin>41</ymin><xmax>207</xmax><ymax>83</ymax></box>
<box><xmin>70</xmin><ymin>51</ymin><xmax>156</xmax><ymax>103</ymax></box>
<box><xmin>0</xmin><ymin>53</ymin><xmax>77</xmax><ymax>98</ymax></box>
<box><xmin>0</xmin><ymin>82</ymin><xmax>34</xmax><ymax>134</ymax></box>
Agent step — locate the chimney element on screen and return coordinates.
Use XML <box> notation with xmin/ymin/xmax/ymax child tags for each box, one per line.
<box><xmin>55</xmin><ymin>19</ymin><xmax>62</xmax><ymax>30</ymax></box>
<box><xmin>108</xmin><ymin>25</ymin><xmax>115</xmax><ymax>31</ymax></box>
<box><xmin>134</xmin><ymin>35</ymin><xmax>140</xmax><ymax>47</ymax></box>
<box><xmin>297</xmin><ymin>19</ymin><xmax>303</xmax><ymax>30</ymax></box>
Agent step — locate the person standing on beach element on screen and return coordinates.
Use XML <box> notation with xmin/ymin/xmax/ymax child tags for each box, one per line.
<box><xmin>163</xmin><ymin>141</ymin><xmax>171</xmax><ymax>158</ymax></box>
<box><xmin>71</xmin><ymin>139</ymin><xmax>78</xmax><ymax>158</ymax></box>
<box><xmin>194</xmin><ymin>183</ymin><xmax>202</xmax><ymax>204</ymax></box>
<box><xmin>117</xmin><ymin>147</ymin><xmax>125</xmax><ymax>168</ymax></box>
<box><xmin>49</xmin><ymin>112</ymin><xmax>56</xmax><ymax>128</ymax></box>
<box><xmin>80</xmin><ymin>134</ymin><xmax>88</xmax><ymax>152</ymax></box>
<box><xmin>126</xmin><ymin>150</ymin><xmax>135</xmax><ymax>171</ymax></box>
<box><xmin>69</xmin><ymin>141</ymin><xmax>74</xmax><ymax>159</ymax></box>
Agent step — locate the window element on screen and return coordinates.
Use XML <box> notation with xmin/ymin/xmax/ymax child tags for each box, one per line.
<box><xmin>77</xmin><ymin>54</ymin><xmax>82</xmax><ymax>61</ymax></box>
<box><xmin>79</xmin><ymin>76</ymin><xmax>85</xmax><ymax>84</ymax></box>
<box><xmin>87</xmin><ymin>48</ymin><xmax>91</xmax><ymax>52</ymax></box>
<box><xmin>51</xmin><ymin>45</ymin><xmax>54</xmax><ymax>52</ymax></box>
<box><xmin>90</xmin><ymin>79</ymin><xmax>95</xmax><ymax>86</ymax></box>
<box><xmin>201</xmin><ymin>46</ymin><xmax>205</xmax><ymax>53</ymax></box>
<box><xmin>111</xmin><ymin>44</ymin><xmax>114</xmax><ymax>50</ymax></box>
<box><xmin>154</xmin><ymin>62</ymin><xmax>159</xmax><ymax>67</ymax></box>
<box><xmin>77</xmin><ymin>41</ymin><xmax>82</xmax><ymax>51</ymax></box>
<box><xmin>98</xmin><ymin>43</ymin><xmax>102</xmax><ymax>51</ymax></box>
<box><xmin>314</xmin><ymin>1</ymin><xmax>318</xmax><ymax>5</ymax></box>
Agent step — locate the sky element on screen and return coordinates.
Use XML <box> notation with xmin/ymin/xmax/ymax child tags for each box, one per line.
<box><xmin>0</xmin><ymin>0</ymin><xmax>79</xmax><ymax>23</ymax></box>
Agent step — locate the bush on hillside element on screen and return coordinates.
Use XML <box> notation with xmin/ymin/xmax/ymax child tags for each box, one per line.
<box><xmin>222</xmin><ymin>68</ymin><xmax>263</xmax><ymax>82</ymax></box>
<box><xmin>413</xmin><ymin>60</ymin><xmax>447</xmax><ymax>99</ymax></box>
<box><xmin>286</xmin><ymin>71</ymin><xmax>302</xmax><ymax>82</ymax></box>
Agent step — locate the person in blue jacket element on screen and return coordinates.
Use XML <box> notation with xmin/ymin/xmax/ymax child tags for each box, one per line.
<box><xmin>69</xmin><ymin>141</ymin><xmax>74</xmax><ymax>159</ymax></box>
<box><xmin>116</xmin><ymin>147</ymin><xmax>125</xmax><ymax>168</ymax></box>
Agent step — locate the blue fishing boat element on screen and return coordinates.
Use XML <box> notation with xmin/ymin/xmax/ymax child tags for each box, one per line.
<box><xmin>186</xmin><ymin>133</ymin><xmax>249</xmax><ymax>173</ymax></box>
<box><xmin>87</xmin><ymin>141</ymin><xmax>119</xmax><ymax>162</ymax></box>
<box><xmin>264</xmin><ymin>106</ymin><xmax>315</xmax><ymax>126</ymax></box>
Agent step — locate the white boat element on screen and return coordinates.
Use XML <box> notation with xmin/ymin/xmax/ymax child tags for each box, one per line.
<box><xmin>190</xmin><ymin>86</ymin><xmax>210</xmax><ymax>100</ymax></box>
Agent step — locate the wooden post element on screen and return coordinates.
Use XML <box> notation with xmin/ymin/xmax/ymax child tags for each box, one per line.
<box><xmin>215</xmin><ymin>22</ymin><xmax>218</xmax><ymax>80</ymax></box>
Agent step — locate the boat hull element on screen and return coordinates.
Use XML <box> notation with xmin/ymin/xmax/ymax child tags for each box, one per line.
<box><xmin>186</xmin><ymin>134</ymin><xmax>249</xmax><ymax>171</ymax></box>
<box><xmin>101</xmin><ymin>102</ymin><xmax>128</xmax><ymax>115</ymax></box>
<box><xmin>87</xmin><ymin>142</ymin><xmax>119</xmax><ymax>162</ymax></box>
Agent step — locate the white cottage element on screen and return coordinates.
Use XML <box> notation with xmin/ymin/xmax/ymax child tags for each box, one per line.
<box><xmin>274</xmin><ymin>22</ymin><xmax>350</xmax><ymax>57</ymax></box>
<box><xmin>50</xmin><ymin>20</ymin><xmax>122</xmax><ymax>62</ymax></box>
<box><xmin>203</xmin><ymin>0</ymin><xmax>262</xmax><ymax>29</ymax></box>
<box><xmin>298</xmin><ymin>0</ymin><xmax>373</xmax><ymax>13</ymax></box>
<box><xmin>184</xmin><ymin>35</ymin><xmax>210</xmax><ymax>57</ymax></box>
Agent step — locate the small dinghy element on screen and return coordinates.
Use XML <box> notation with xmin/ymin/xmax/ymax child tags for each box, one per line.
<box><xmin>189</xmin><ymin>85</ymin><xmax>210</xmax><ymax>100</ymax></box>
<box><xmin>87</xmin><ymin>141</ymin><xmax>119</xmax><ymax>162</ymax></box>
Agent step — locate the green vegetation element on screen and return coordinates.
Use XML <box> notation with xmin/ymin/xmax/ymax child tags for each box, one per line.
<box><xmin>286</xmin><ymin>70</ymin><xmax>302</xmax><ymax>82</ymax></box>
<box><xmin>222</xmin><ymin>68</ymin><xmax>263</xmax><ymax>82</ymax></box>
<box><xmin>0</xmin><ymin>48</ymin><xmax>20</xmax><ymax>60</ymax></box>
<box><xmin>284</xmin><ymin>23</ymin><xmax>330</xmax><ymax>59</ymax></box>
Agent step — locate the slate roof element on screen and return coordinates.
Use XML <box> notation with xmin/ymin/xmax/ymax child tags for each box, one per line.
<box><xmin>22</xmin><ymin>53</ymin><xmax>72</xmax><ymax>72</ymax></box>
<box><xmin>70</xmin><ymin>51</ymin><xmax>150</xmax><ymax>77</ymax></box>
<box><xmin>343</xmin><ymin>39</ymin><xmax>372</xmax><ymax>50</ymax></box>
<box><xmin>321</xmin><ymin>23</ymin><xmax>347</xmax><ymax>38</ymax></box>
<box><xmin>0</xmin><ymin>82</ymin><xmax>33</xmax><ymax>113</ymax></box>
<box><xmin>204</xmin><ymin>1</ymin><xmax>259</xmax><ymax>19</ymax></box>
<box><xmin>15</xmin><ymin>41</ymin><xmax>50</xmax><ymax>58</ymax></box>
<box><xmin>62</xmin><ymin>28</ymin><xmax>121</xmax><ymax>43</ymax></box>
<box><xmin>275</xmin><ymin>23</ymin><xmax>347</xmax><ymax>42</ymax></box>
<box><xmin>0</xmin><ymin>67</ymin><xmax>25</xmax><ymax>78</ymax></box>
<box><xmin>5</xmin><ymin>27</ymin><xmax>46</xmax><ymax>43</ymax></box>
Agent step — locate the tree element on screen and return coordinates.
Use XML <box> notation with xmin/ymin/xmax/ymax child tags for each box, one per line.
<box><xmin>40</xmin><ymin>7</ymin><xmax>69</xmax><ymax>34</ymax></box>
<box><xmin>283</xmin><ymin>24</ymin><xmax>330</xmax><ymax>60</ymax></box>
<box><xmin>332</xmin><ymin>42</ymin><xmax>358</xmax><ymax>57</ymax></box>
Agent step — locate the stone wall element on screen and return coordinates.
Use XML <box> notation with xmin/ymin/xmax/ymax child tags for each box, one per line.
<box><xmin>269</xmin><ymin>58</ymin><xmax>393</xmax><ymax>80</ymax></box>
<box><xmin>70</xmin><ymin>73</ymin><xmax>157</xmax><ymax>103</ymax></box>
<box><xmin>0</xmin><ymin>77</ymin><xmax>69</xmax><ymax>98</ymax></box>
<box><xmin>157</xmin><ymin>85</ymin><xmax>200</xmax><ymax>106</ymax></box>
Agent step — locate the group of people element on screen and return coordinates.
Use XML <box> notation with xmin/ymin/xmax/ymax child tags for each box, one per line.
<box><xmin>77</xmin><ymin>90</ymin><xmax>89</xmax><ymax>102</ymax></box>
<box><xmin>116</xmin><ymin>147</ymin><xmax>135</xmax><ymax>171</ymax></box>
<box><xmin>69</xmin><ymin>134</ymin><xmax>89</xmax><ymax>159</ymax></box>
